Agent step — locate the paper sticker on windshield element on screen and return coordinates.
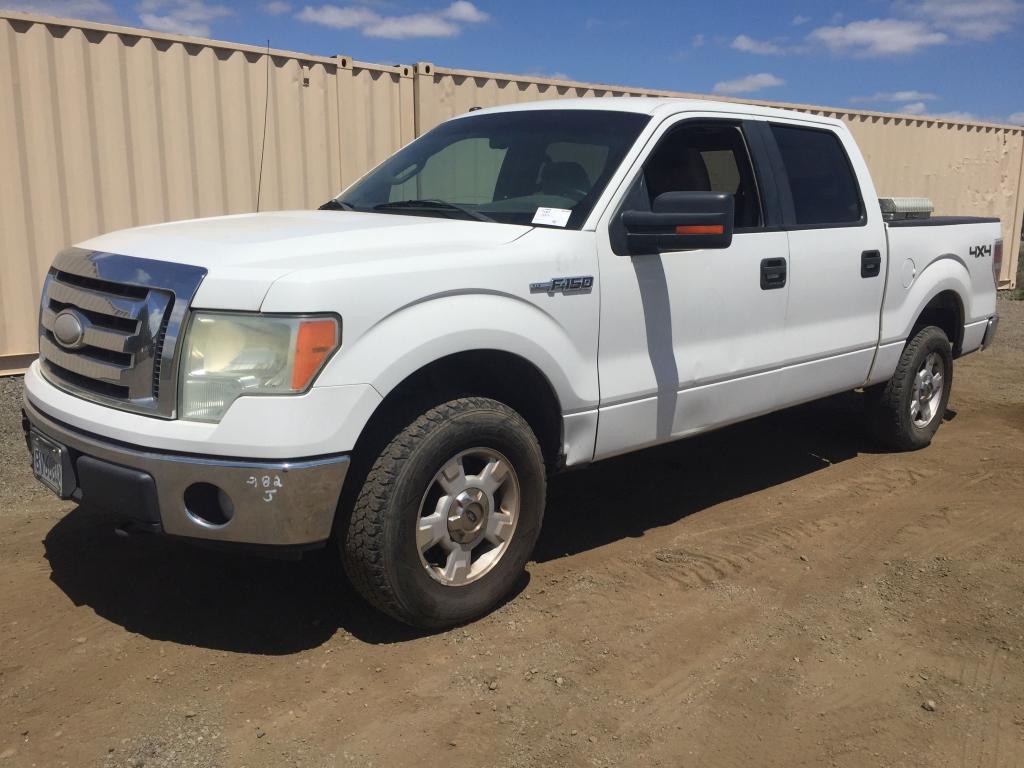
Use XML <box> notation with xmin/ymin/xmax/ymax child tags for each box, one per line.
<box><xmin>532</xmin><ymin>207</ymin><xmax>572</xmax><ymax>227</ymax></box>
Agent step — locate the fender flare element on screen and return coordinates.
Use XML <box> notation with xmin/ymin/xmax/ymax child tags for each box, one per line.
<box><xmin>881</xmin><ymin>254</ymin><xmax>970</xmax><ymax>346</ymax></box>
<box><xmin>315</xmin><ymin>290</ymin><xmax>597</xmax><ymax>413</ymax></box>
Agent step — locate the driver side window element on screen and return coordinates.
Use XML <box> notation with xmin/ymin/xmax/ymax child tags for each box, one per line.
<box><xmin>643</xmin><ymin>122</ymin><xmax>763</xmax><ymax>230</ymax></box>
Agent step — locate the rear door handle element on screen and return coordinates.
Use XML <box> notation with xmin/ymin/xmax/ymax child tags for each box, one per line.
<box><xmin>760</xmin><ymin>257</ymin><xmax>787</xmax><ymax>290</ymax></box>
<box><xmin>861</xmin><ymin>250</ymin><xmax>882</xmax><ymax>278</ymax></box>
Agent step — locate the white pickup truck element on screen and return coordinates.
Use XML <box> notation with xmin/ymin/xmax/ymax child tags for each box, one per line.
<box><xmin>23</xmin><ymin>98</ymin><xmax>1001</xmax><ymax>627</ymax></box>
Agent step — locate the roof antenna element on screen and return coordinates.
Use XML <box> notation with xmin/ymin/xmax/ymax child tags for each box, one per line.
<box><xmin>256</xmin><ymin>39</ymin><xmax>270</xmax><ymax>212</ymax></box>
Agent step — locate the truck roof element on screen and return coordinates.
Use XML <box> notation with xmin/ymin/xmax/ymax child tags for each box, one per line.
<box><xmin>461</xmin><ymin>96</ymin><xmax>845</xmax><ymax>129</ymax></box>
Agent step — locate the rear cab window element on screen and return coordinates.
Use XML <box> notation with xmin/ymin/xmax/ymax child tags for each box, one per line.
<box><xmin>769</xmin><ymin>124</ymin><xmax>865</xmax><ymax>228</ymax></box>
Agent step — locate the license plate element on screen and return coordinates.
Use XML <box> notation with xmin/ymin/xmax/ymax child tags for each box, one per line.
<box><xmin>31</xmin><ymin>432</ymin><xmax>66</xmax><ymax>497</ymax></box>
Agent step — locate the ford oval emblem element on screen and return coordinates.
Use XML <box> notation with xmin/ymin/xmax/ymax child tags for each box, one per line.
<box><xmin>53</xmin><ymin>310</ymin><xmax>86</xmax><ymax>349</ymax></box>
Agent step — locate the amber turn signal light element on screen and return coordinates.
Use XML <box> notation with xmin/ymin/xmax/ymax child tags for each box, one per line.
<box><xmin>292</xmin><ymin>318</ymin><xmax>339</xmax><ymax>390</ymax></box>
<box><xmin>674</xmin><ymin>224</ymin><xmax>724</xmax><ymax>235</ymax></box>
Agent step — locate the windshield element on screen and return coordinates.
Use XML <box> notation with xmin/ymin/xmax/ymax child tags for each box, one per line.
<box><xmin>336</xmin><ymin>109</ymin><xmax>650</xmax><ymax>228</ymax></box>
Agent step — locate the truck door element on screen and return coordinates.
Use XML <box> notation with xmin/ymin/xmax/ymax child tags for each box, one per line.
<box><xmin>593</xmin><ymin>117</ymin><xmax>791</xmax><ymax>459</ymax></box>
<box><xmin>764</xmin><ymin>122</ymin><xmax>888</xmax><ymax>406</ymax></box>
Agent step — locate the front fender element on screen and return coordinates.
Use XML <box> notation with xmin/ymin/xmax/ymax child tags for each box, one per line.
<box><xmin>315</xmin><ymin>291</ymin><xmax>599</xmax><ymax>413</ymax></box>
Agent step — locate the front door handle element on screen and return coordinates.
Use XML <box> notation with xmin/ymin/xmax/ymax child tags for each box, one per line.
<box><xmin>861</xmin><ymin>250</ymin><xmax>882</xmax><ymax>278</ymax></box>
<box><xmin>760</xmin><ymin>257</ymin><xmax>787</xmax><ymax>290</ymax></box>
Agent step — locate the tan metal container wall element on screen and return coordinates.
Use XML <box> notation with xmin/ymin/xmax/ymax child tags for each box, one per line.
<box><xmin>336</xmin><ymin>58</ymin><xmax>415</xmax><ymax>189</ymax></box>
<box><xmin>1</xmin><ymin>15</ymin><xmax>1021</xmax><ymax>373</ymax></box>
<box><xmin>0</xmin><ymin>13</ymin><xmax>411</xmax><ymax>367</ymax></box>
<box><xmin>416</xmin><ymin>65</ymin><xmax>1023</xmax><ymax>287</ymax></box>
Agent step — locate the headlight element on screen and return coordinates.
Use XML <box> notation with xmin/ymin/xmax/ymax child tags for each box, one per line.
<box><xmin>179</xmin><ymin>312</ymin><xmax>340</xmax><ymax>422</ymax></box>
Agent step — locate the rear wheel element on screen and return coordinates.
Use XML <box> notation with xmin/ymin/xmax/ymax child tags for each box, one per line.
<box><xmin>341</xmin><ymin>397</ymin><xmax>546</xmax><ymax>628</ymax></box>
<box><xmin>866</xmin><ymin>325</ymin><xmax>953</xmax><ymax>451</ymax></box>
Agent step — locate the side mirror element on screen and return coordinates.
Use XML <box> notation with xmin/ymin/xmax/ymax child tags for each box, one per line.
<box><xmin>620</xmin><ymin>191</ymin><xmax>734</xmax><ymax>253</ymax></box>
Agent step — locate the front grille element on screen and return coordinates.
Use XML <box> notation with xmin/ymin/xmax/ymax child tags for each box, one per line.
<box><xmin>152</xmin><ymin>326</ymin><xmax>168</xmax><ymax>399</ymax></box>
<box><xmin>38</xmin><ymin>248</ymin><xmax>207</xmax><ymax>419</ymax></box>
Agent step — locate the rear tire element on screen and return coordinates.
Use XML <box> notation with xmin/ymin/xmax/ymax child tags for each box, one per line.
<box><xmin>341</xmin><ymin>397</ymin><xmax>546</xmax><ymax>628</ymax></box>
<box><xmin>866</xmin><ymin>325</ymin><xmax>953</xmax><ymax>451</ymax></box>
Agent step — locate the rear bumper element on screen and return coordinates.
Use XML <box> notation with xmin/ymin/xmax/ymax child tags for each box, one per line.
<box><xmin>981</xmin><ymin>314</ymin><xmax>999</xmax><ymax>350</ymax></box>
<box><xmin>23</xmin><ymin>398</ymin><xmax>349</xmax><ymax>546</ymax></box>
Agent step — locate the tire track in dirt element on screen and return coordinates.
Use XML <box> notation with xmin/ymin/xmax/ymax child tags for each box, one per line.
<box><xmin>536</xmin><ymin>417</ymin><xmax>1024</xmax><ymax>763</ymax></box>
<box><xmin>952</xmin><ymin>649</ymin><xmax>1024</xmax><ymax>768</ymax></box>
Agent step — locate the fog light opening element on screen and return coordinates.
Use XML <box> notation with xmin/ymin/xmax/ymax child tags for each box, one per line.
<box><xmin>184</xmin><ymin>482</ymin><xmax>234</xmax><ymax>527</ymax></box>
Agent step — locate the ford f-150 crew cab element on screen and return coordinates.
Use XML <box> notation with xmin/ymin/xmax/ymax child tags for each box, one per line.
<box><xmin>23</xmin><ymin>98</ymin><xmax>1001</xmax><ymax>628</ymax></box>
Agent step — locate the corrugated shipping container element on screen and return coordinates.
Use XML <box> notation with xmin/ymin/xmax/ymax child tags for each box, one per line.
<box><xmin>1</xmin><ymin>11</ymin><xmax>1021</xmax><ymax>374</ymax></box>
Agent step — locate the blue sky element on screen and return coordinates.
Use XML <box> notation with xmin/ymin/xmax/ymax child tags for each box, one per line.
<box><xmin>5</xmin><ymin>0</ymin><xmax>1023</xmax><ymax>124</ymax></box>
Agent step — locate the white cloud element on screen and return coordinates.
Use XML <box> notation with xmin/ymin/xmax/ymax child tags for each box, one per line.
<box><xmin>296</xmin><ymin>5</ymin><xmax>379</xmax><ymax>28</ymax></box>
<box><xmin>443</xmin><ymin>0</ymin><xmax>487</xmax><ymax>23</ymax></box>
<box><xmin>262</xmin><ymin>1</ymin><xmax>290</xmax><ymax>14</ymax></box>
<box><xmin>363</xmin><ymin>12</ymin><xmax>460</xmax><ymax>38</ymax></box>
<box><xmin>0</xmin><ymin>0</ymin><xmax>117</xmax><ymax>20</ymax></box>
<box><xmin>1009</xmin><ymin>112</ymin><xmax>1024</xmax><ymax>125</ymax></box>
<box><xmin>713</xmin><ymin>72</ymin><xmax>785</xmax><ymax>95</ymax></box>
<box><xmin>850</xmin><ymin>89</ymin><xmax>939</xmax><ymax>103</ymax></box>
<box><xmin>808</xmin><ymin>18</ymin><xmax>947</xmax><ymax>56</ymax></box>
<box><xmin>899</xmin><ymin>101</ymin><xmax>928</xmax><ymax>114</ymax></box>
<box><xmin>731</xmin><ymin>34</ymin><xmax>788</xmax><ymax>55</ymax></box>
<box><xmin>527</xmin><ymin>68</ymin><xmax>570</xmax><ymax>81</ymax></box>
<box><xmin>929</xmin><ymin>110</ymin><xmax>977</xmax><ymax>120</ymax></box>
<box><xmin>882</xmin><ymin>89</ymin><xmax>939</xmax><ymax>101</ymax></box>
<box><xmin>738</xmin><ymin>0</ymin><xmax>1020</xmax><ymax>59</ymax></box>
<box><xmin>911</xmin><ymin>0</ymin><xmax>1021</xmax><ymax>40</ymax></box>
<box><xmin>296</xmin><ymin>2</ymin><xmax>488</xmax><ymax>38</ymax></box>
<box><xmin>136</xmin><ymin>0</ymin><xmax>232</xmax><ymax>36</ymax></box>
<box><xmin>691</xmin><ymin>33</ymin><xmax>705</xmax><ymax>48</ymax></box>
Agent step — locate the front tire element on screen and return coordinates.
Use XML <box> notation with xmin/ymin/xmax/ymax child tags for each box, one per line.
<box><xmin>341</xmin><ymin>397</ymin><xmax>546</xmax><ymax>628</ymax></box>
<box><xmin>866</xmin><ymin>325</ymin><xmax>953</xmax><ymax>451</ymax></box>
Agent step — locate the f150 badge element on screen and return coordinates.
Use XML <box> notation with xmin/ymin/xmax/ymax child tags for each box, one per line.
<box><xmin>970</xmin><ymin>244</ymin><xmax>992</xmax><ymax>259</ymax></box>
<box><xmin>530</xmin><ymin>276</ymin><xmax>594</xmax><ymax>295</ymax></box>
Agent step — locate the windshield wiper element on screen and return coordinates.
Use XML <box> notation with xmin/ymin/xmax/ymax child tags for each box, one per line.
<box><xmin>373</xmin><ymin>199</ymin><xmax>493</xmax><ymax>222</ymax></box>
<box><xmin>319</xmin><ymin>199</ymin><xmax>355</xmax><ymax>211</ymax></box>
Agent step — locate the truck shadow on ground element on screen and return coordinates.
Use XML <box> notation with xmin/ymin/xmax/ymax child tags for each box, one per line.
<box><xmin>43</xmin><ymin>390</ymin><xmax>892</xmax><ymax>653</ymax></box>
<box><xmin>535</xmin><ymin>389</ymin><xmax>889</xmax><ymax>561</ymax></box>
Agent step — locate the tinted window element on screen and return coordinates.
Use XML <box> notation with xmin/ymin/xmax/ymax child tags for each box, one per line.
<box><xmin>341</xmin><ymin>110</ymin><xmax>650</xmax><ymax>228</ymax></box>
<box><xmin>770</xmin><ymin>124</ymin><xmax>863</xmax><ymax>226</ymax></box>
<box><xmin>542</xmin><ymin>141</ymin><xmax>610</xmax><ymax>191</ymax></box>
<box><xmin>643</xmin><ymin>123</ymin><xmax>763</xmax><ymax>229</ymax></box>
<box><xmin>389</xmin><ymin>137</ymin><xmax>506</xmax><ymax>204</ymax></box>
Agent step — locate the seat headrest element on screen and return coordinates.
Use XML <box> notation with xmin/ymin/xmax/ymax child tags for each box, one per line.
<box><xmin>540</xmin><ymin>161</ymin><xmax>590</xmax><ymax>196</ymax></box>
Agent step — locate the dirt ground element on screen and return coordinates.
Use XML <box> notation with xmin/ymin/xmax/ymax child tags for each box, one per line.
<box><xmin>2</xmin><ymin>299</ymin><xmax>1023</xmax><ymax>768</ymax></box>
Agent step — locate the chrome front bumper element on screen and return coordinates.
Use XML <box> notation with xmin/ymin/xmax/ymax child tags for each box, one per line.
<box><xmin>23</xmin><ymin>398</ymin><xmax>349</xmax><ymax>546</ymax></box>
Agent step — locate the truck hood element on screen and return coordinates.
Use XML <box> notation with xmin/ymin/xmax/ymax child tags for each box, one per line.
<box><xmin>76</xmin><ymin>211</ymin><xmax>531</xmax><ymax>310</ymax></box>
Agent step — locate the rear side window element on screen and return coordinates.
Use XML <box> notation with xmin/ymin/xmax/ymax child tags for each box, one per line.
<box><xmin>770</xmin><ymin>124</ymin><xmax>864</xmax><ymax>227</ymax></box>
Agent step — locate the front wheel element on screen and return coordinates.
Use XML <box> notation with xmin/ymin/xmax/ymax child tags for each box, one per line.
<box><xmin>341</xmin><ymin>397</ymin><xmax>546</xmax><ymax>628</ymax></box>
<box><xmin>866</xmin><ymin>325</ymin><xmax>953</xmax><ymax>451</ymax></box>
